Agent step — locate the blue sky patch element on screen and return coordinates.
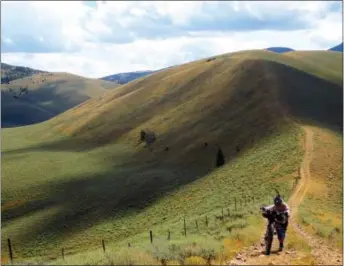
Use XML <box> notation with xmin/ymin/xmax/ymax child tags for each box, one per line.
<box><xmin>84</xmin><ymin>1</ymin><xmax>97</xmax><ymax>8</ymax></box>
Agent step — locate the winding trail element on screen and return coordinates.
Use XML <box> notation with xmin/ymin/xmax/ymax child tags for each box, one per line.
<box><xmin>228</xmin><ymin>127</ymin><xmax>342</xmax><ymax>265</ymax></box>
<box><xmin>288</xmin><ymin>127</ymin><xmax>313</xmax><ymax>216</ymax></box>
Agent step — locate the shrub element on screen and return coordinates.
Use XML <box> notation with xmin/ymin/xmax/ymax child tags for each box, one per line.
<box><xmin>140</xmin><ymin>130</ymin><xmax>157</xmax><ymax>145</ymax></box>
<box><xmin>216</xmin><ymin>148</ymin><xmax>225</xmax><ymax>167</ymax></box>
<box><xmin>140</xmin><ymin>130</ymin><xmax>146</xmax><ymax>142</ymax></box>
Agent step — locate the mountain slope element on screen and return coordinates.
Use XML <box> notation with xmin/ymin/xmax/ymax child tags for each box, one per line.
<box><xmin>101</xmin><ymin>70</ymin><xmax>154</xmax><ymax>84</ymax></box>
<box><xmin>1</xmin><ymin>72</ymin><xmax>118</xmax><ymax>127</ymax></box>
<box><xmin>328</xmin><ymin>42</ymin><xmax>343</xmax><ymax>52</ymax></box>
<box><xmin>1</xmin><ymin>63</ymin><xmax>46</xmax><ymax>84</ymax></box>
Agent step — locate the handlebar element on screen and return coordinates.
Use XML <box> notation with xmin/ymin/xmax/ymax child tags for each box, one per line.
<box><xmin>260</xmin><ymin>206</ymin><xmax>288</xmax><ymax>223</ymax></box>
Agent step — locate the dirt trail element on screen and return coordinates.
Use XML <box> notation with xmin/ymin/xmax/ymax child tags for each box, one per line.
<box><xmin>228</xmin><ymin>127</ymin><xmax>342</xmax><ymax>265</ymax></box>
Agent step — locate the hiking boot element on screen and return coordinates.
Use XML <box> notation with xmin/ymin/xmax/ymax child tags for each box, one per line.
<box><xmin>278</xmin><ymin>243</ymin><xmax>284</xmax><ymax>252</ymax></box>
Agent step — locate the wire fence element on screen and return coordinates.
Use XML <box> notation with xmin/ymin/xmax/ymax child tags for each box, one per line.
<box><xmin>3</xmin><ymin>192</ymin><xmax>289</xmax><ymax>265</ymax></box>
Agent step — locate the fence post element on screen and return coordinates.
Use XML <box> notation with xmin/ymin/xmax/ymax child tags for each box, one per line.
<box><xmin>150</xmin><ymin>230</ymin><xmax>153</xmax><ymax>243</ymax></box>
<box><xmin>234</xmin><ymin>198</ymin><xmax>237</xmax><ymax>211</ymax></box>
<box><xmin>195</xmin><ymin>220</ymin><xmax>198</xmax><ymax>231</ymax></box>
<box><xmin>168</xmin><ymin>230</ymin><xmax>171</xmax><ymax>240</ymax></box>
<box><xmin>222</xmin><ymin>208</ymin><xmax>224</xmax><ymax>220</ymax></box>
<box><xmin>184</xmin><ymin>218</ymin><xmax>187</xmax><ymax>237</ymax></box>
<box><xmin>7</xmin><ymin>238</ymin><xmax>13</xmax><ymax>265</ymax></box>
<box><xmin>62</xmin><ymin>248</ymin><xmax>65</xmax><ymax>260</ymax></box>
<box><xmin>227</xmin><ymin>207</ymin><xmax>230</xmax><ymax>217</ymax></box>
<box><xmin>205</xmin><ymin>215</ymin><xmax>208</xmax><ymax>227</ymax></box>
<box><xmin>102</xmin><ymin>239</ymin><xmax>106</xmax><ymax>252</ymax></box>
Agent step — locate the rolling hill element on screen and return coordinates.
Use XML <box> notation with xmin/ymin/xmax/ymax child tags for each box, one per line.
<box><xmin>1</xmin><ymin>63</ymin><xmax>46</xmax><ymax>84</ymax></box>
<box><xmin>101</xmin><ymin>70</ymin><xmax>154</xmax><ymax>84</ymax></box>
<box><xmin>100</xmin><ymin>44</ymin><xmax>339</xmax><ymax>86</ymax></box>
<box><xmin>1</xmin><ymin>50</ymin><xmax>342</xmax><ymax>264</ymax></box>
<box><xmin>52</xmin><ymin>49</ymin><xmax>342</xmax><ymax>144</ymax></box>
<box><xmin>1</xmin><ymin>72</ymin><xmax>119</xmax><ymax>127</ymax></box>
<box><xmin>329</xmin><ymin>42</ymin><xmax>343</xmax><ymax>52</ymax></box>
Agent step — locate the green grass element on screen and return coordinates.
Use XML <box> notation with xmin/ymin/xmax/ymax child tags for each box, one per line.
<box><xmin>2</xmin><ymin>122</ymin><xmax>303</xmax><ymax>263</ymax></box>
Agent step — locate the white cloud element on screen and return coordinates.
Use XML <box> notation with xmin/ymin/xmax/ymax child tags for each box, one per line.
<box><xmin>1</xmin><ymin>1</ymin><xmax>342</xmax><ymax>78</ymax></box>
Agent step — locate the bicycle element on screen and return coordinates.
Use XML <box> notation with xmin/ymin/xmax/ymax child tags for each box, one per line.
<box><xmin>260</xmin><ymin>206</ymin><xmax>288</xmax><ymax>255</ymax></box>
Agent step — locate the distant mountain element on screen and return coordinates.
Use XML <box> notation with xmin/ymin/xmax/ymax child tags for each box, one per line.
<box><xmin>101</xmin><ymin>70</ymin><xmax>154</xmax><ymax>84</ymax></box>
<box><xmin>328</xmin><ymin>43</ymin><xmax>343</xmax><ymax>52</ymax></box>
<box><xmin>1</xmin><ymin>63</ymin><xmax>46</xmax><ymax>84</ymax></box>
<box><xmin>266</xmin><ymin>47</ymin><xmax>295</xmax><ymax>53</ymax></box>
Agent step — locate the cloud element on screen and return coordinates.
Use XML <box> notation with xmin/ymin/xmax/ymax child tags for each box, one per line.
<box><xmin>1</xmin><ymin>1</ymin><xmax>91</xmax><ymax>53</ymax></box>
<box><xmin>78</xmin><ymin>1</ymin><xmax>333</xmax><ymax>43</ymax></box>
<box><xmin>1</xmin><ymin>1</ymin><xmax>342</xmax><ymax>77</ymax></box>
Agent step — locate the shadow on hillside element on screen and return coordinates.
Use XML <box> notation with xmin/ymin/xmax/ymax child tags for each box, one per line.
<box><xmin>2</xmin><ymin>152</ymin><xmax>210</xmax><ymax>255</ymax></box>
<box><xmin>2</xmin><ymin>137</ymin><xmax>107</xmax><ymax>155</ymax></box>
<box><xmin>2</xmin><ymin>59</ymin><xmax>342</xmax><ymax>256</ymax></box>
<box><xmin>1</xmin><ymin>80</ymin><xmax>90</xmax><ymax>128</ymax></box>
<box><xmin>270</xmin><ymin>60</ymin><xmax>343</xmax><ymax>134</ymax></box>
<box><xmin>64</xmin><ymin>59</ymin><xmax>343</xmax><ymax>147</ymax></box>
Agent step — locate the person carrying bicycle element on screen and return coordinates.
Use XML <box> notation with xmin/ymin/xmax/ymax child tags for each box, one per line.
<box><xmin>262</xmin><ymin>195</ymin><xmax>290</xmax><ymax>252</ymax></box>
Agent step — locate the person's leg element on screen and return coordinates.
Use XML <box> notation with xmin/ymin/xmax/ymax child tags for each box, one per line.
<box><xmin>277</xmin><ymin>227</ymin><xmax>286</xmax><ymax>251</ymax></box>
<box><xmin>265</xmin><ymin>222</ymin><xmax>271</xmax><ymax>240</ymax></box>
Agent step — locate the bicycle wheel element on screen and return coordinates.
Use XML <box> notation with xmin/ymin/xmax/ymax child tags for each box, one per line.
<box><xmin>265</xmin><ymin>223</ymin><xmax>274</xmax><ymax>255</ymax></box>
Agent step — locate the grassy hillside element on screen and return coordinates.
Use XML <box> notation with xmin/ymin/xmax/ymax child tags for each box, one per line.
<box><xmin>1</xmin><ymin>72</ymin><xmax>118</xmax><ymax>127</ymax></box>
<box><xmin>298</xmin><ymin>126</ymin><xmax>343</xmax><ymax>248</ymax></box>
<box><xmin>1</xmin><ymin>63</ymin><xmax>46</xmax><ymax>84</ymax></box>
<box><xmin>1</xmin><ymin>121</ymin><xmax>303</xmax><ymax>263</ymax></box>
<box><xmin>51</xmin><ymin>50</ymin><xmax>342</xmax><ymax>145</ymax></box>
<box><xmin>284</xmin><ymin>51</ymin><xmax>343</xmax><ymax>85</ymax></box>
<box><xmin>1</xmin><ymin>50</ymin><xmax>342</xmax><ymax>264</ymax></box>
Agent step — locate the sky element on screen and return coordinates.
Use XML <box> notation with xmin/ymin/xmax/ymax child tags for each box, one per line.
<box><xmin>1</xmin><ymin>1</ymin><xmax>342</xmax><ymax>78</ymax></box>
